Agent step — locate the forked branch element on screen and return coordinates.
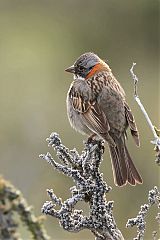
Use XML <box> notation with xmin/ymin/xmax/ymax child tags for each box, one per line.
<box><xmin>40</xmin><ymin>133</ymin><xmax>124</xmax><ymax>240</ymax></box>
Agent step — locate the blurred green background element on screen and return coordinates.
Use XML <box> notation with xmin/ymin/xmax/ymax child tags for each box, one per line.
<box><xmin>0</xmin><ymin>0</ymin><xmax>159</xmax><ymax>239</ymax></box>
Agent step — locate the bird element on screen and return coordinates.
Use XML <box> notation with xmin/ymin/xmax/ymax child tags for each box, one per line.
<box><xmin>65</xmin><ymin>52</ymin><xmax>142</xmax><ymax>187</ymax></box>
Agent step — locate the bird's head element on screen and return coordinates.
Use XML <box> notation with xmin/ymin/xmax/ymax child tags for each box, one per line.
<box><xmin>65</xmin><ymin>52</ymin><xmax>109</xmax><ymax>80</ymax></box>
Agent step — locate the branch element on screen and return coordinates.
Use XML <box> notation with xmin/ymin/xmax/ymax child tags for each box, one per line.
<box><xmin>130</xmin><ymin>63</ymin><xmax>160</xmax><ymax>164</ymax></box>
<box><xmin>127</xmin><ymin>63</ymin><xmax>160</xmax><ymax>239</ymax></box>
<box><xmin>40</xmin><ymin>133</ymin><xmax>124</xmax><ymax>240</ymax></box>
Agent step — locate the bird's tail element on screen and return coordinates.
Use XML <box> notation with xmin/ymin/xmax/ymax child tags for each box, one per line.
<box><xmin>109</xmin><ymin>137</ymin><xmax>142</xmax><ymax>186</ymax></box>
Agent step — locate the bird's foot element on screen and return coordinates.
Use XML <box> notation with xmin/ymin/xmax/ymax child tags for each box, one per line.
<box><xmin>87</xmin><ymin>134</ymin><xmax>105</xmax><ymax>153</ymax></box>
<box><xmin>87</xmin><ymin>134</ymin><xmax>97</xmax><ymax>144</ymax></box>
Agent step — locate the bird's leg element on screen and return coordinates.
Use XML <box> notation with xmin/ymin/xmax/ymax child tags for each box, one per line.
<box><xmin>98</xmin><ymin>140</ymin><xmax>105</xmax><ymax>154</ymax></box>
<box><xmin>87</xmin><ymin>133</ymin><xmax>97</xmax><ymax>144</ymax></box>
<box><xmin>87</xmin><ymin>134</ymin><xmax>105</xmax><ymax>153</ymax></box>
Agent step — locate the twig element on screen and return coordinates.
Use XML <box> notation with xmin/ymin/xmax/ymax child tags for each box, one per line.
<box><xmin>40</xmin><ymin>132</ymin><xmax>124</xmax><ymax>240</ymax></box>
<box><xmin>126</xmin><ymin>186</ymin><xmax>160</xmax><ymax>240</ymax></box>
<box><xmin>130</xmin><ymin>63</ymin><xmax>160</xmax><ymax>153</ymax></box>
<box><xmin>128</xmin><ymin>63</ymin><xmax>160</xmax><ymax>239</ymax></box>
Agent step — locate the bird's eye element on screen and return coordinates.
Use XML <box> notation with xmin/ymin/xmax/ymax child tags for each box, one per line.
<box><xmin>79</xmin><ymin>65</ymin><xmax>84</xmax><ymax>71</ymax></box>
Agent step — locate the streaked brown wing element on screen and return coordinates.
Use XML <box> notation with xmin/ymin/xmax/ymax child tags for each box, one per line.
<box><xmin>69</xmin><ymin>83</ymin><xmax>116</xmax><ymax>146</ymax></box>
<box><xmin>70</xmin><ymin>86</ymin><xmax>110</xmax><ymax>135</ymax></box>
<box><xmin>82</xmin><ymin>102</ymin><xmax>116</xmax><ymax>146</ymax></box>
<box><xmin>69</xmin><ymin>85</ymin><xmax>91</xmax><ymax>113</ymax></box>
<box><xmin>124</xmin><ymin>102</ymin><xmax>140</xmax><ymax>146</ymax></box>
<box><xmin>82</xmin><ymin>101</ymin><xmax>110</xmax><ymax>134</ymax></box>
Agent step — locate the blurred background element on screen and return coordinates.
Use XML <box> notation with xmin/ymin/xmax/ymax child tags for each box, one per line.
<box><xmin>0</xmin><ymin>0</ymin><xmax>159</xmax><ymax>239</ymax></box>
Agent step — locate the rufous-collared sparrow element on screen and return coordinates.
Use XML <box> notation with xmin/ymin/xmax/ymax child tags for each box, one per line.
<box><xmin>65</xmin><ymin>52</ymin><xmax>142</xmax><ymax>187</ymax></box>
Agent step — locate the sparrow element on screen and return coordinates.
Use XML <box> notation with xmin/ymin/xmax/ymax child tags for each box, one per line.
<box><xmin>65</xmin><ymin>52</ymin><xmax>142</xmax><ymax>187</ymax></box>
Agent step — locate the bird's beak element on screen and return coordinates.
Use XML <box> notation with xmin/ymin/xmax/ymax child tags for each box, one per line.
<box><xmin>65</xmin><ymin>65</ymin><xmax>75</xmax><ymax>74</ymax></box>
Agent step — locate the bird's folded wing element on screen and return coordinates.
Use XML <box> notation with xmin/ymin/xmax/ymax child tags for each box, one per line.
<box><xmin>82</xmin><ymin>102</ymin><xmax>110</xmax><ymax>134</ymax></box>
<box><xmin>70</xmin><ymin>87</ymin><xmax>110</xmax><ymax>134</ymax></box>
<box><xmin>124</xmin><ymin>102</ymin><xmax>140</xmax><ymax>146</ymax></box>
